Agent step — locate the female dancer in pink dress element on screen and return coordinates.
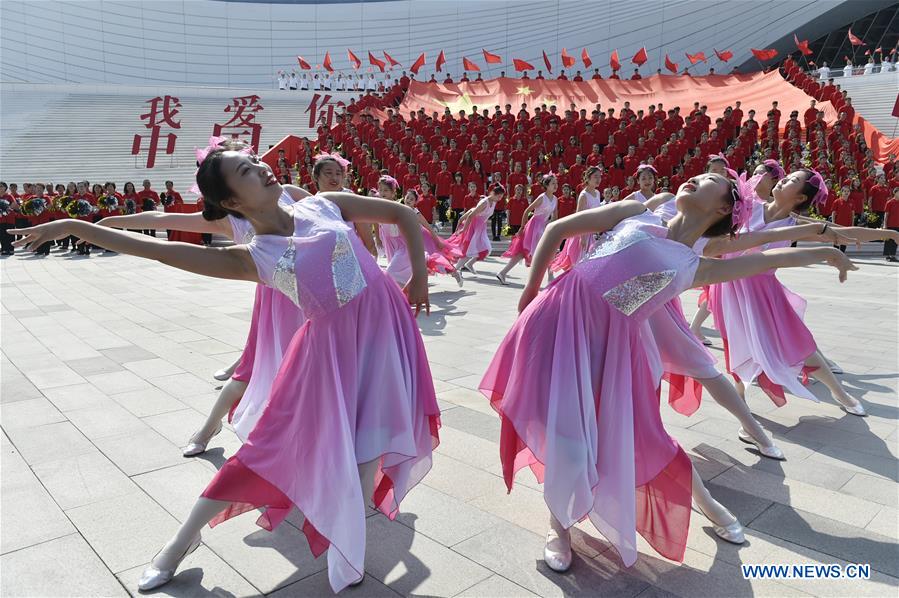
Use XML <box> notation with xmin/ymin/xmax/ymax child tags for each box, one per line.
<box><xmin>374</xmin><ymin>177</ymin><xmax>463</xmax><ymax>286</ymax></box>
<box><xmin>478</xmin><ymin>173</ymin><xmax>856</xmax><ymax>573</ymax></box>
<box><xmin>497</xmin><ymin>174</ymin><xmax>558</xmax><ymax>285</ymax></box>
<box><xmin>705</xmin><ymin>168</ymin><xmax>899</xmax><ymax>416</ymax></box>
<box><xmin>445</xmin><ymin>184</ymin><xmax>505</xmax><ymax>277</ymax></box>
<box><xmin>16</xmin><ymin>145</ymin><xmax>440</xmax><ymax>593</ymax></box>
<box><xmin>689</xmin><ymin>155</ymin><xmax>732</xmax><ymax>342</ymax></box>
<box><xmin>632</xmin><ymin>163</ymin><xmax>658</xmax><ymax>203</ymax></box>
<box><xmin>549</xmin><ymin>166</ymin><xmax>603</xmax><ymax>273</ymax></box>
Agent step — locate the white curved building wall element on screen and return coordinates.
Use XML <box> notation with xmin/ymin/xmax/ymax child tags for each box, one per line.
<box><xmin>1</xmin><ymin>0</ymin><xmax>846</xmax><ymax>88</ymax></box>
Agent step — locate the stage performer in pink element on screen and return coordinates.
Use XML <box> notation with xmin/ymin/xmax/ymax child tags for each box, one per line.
<box><xmin>705</xmin><ymin>168</ymin><xmax>898</xmax><ymax>416</ymax></box>
<box><xmin>14</xmin><ymin>144</ymin><xmax>441</xmax><ymax>594</ymax></box>
<box><xmin>550</xmin><ymin>166</ymin><xmax>603</xmax><ymax>273</ymax></box>
<box><xmin>497</xmin><ymin>174</ymin><xmax>558</xmax><ymax>285</ymax></box>
<box><xmin>375</xmin><ymin>176</ymin><xmax>463</xmax><ymax>286</ymax></box>
<box><xmin>478</xmin><ymin>172</ymin><xmax>857</xmax><ymax>574</ymax></box>
<box><xmin>445</xmin><ymin>184</ymin><xmax>506</xmax><ymax>277</ymax></box>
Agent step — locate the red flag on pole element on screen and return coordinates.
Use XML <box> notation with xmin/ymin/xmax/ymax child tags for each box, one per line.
<box><xmin>875</xmin><ymin>47</ymin><xmax>883</xmax><ymax>53</ymax></box>
<box><xmin>714</xmin><ymin>48</ymin><xmax>734</xmax><ymax>62</ymax></box>
<box><xmin>664</xmin><ymin>54</ymin><xmax>679</xmax><ymax>73</ymax></box>
<box><xmin>542</xmin><ymin>50</ymin><xmax>553</xmax><ymax>73</ymax></box>
<box><xmin>513</xmin><ymin>58</ymin><xmax>535</xmax><ymax>71</ymax></box>
<box><xmin>347</xmin><ymin>49</ymin><xmax>361</xmax><ymax>69</ymax></box>
<box><xmin>891</xmin><ymin>92</ymin><xmax>899</xmax><ymax>118</ymax></box>
<box><xmin>561</xmin><ymin>48</ymin><xmax>576</xmax><ymax>68</ymax></box>
<box><xmin>435</xmin><ymin>50</ymin><xmax>446</xmax><ymax>72</ymax></box>
<box><xmin>383</xmin><ymin>51</ymin><xmax>401</xmax><ymax>68</ymax></box>
<box><xmin>463</xmin><ymin>56</ymin><xmax>480</xmax><ymax>72</ymax></box>
<box><xmin>410</xmin><ymin>53</ymin><xmax>426</xmax><ymax>74</ymax></box>
<box><xmin>609</xmin><ymin>50</ymin><xmax>620</xmax><ymax>71</ymax></box>
<box><xmin>323</xmin><ymin>51</ymin><xmax>334</xmax><ymax>72</ymax></box>
<box><xmin>632</xmin><ymin>47</ymin><xmax>648</xmax><ymax>66</ymax></box>
<box><xmin>296</xmin><ymin>56</ymin><xmax>312</xmax><ymax>70</ymax></box>
<box><xmin>750</xmin><ymin>48</ymin><xmax>778</xmax><ymax>61</ymax></box>
<box><xmin>848</xmin><ymin>28</ymin><xmax>866</xmax><ymax>46</ymax></box>
<box><xmin>581</xmin><ymin>48</ymin><xmax>592</xmax><ymax>68</ymax></box>
<box><xmin>686</xmin><ymin>52</ymin><xmax>706</xmax><ymax>64</ymax></box>
<box><xmin>368</xmin><ymin>52</ymin><xmax>386</xmax><ymax>72</ymax></box>
<box><xmin>793</xmin><ymin>34</ymin><xmax>813</xmax><ymax>56</ymax></box>
<box><xmin>483</xmin><ymin>49</ymin><xmax>502</xmax><ymax>64</ymax></box>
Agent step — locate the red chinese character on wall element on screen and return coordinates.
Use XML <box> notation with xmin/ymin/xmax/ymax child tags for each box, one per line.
<box><xmin>305</xmin><ymin>93</ymin><xmax>345</xmax><ymax>129</ymax></box>
<box><xmin>214</xmin><ymin>95</ymin><xmax>264</xmax><ymax>152</ymax></box>
<box><xmin>131</xmin><ymin>96</ymin><xmax>181</xmax><ymax>168</ymax></box>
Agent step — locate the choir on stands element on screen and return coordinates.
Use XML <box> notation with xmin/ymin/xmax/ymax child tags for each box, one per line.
<box><xmin>0</xmin><ymin>179</ymin><xmax>195</xmax><ymax>256</ymax></box>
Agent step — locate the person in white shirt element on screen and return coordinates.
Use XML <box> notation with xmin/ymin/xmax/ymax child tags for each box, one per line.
<box><xmin>843</xmin><ymin>59</ymin><xmax>853</xmax><ymax>78</ymax></box>
<box><xmin>323</xmin><ymin>73</ymin><xmax>332</xmax><ymax>90</ymax></box>
<box><xmin>277</xmin><ymin>71</ymin><xmax>287</xmax><ymax>90</ymax></box>
<box><xmin>354</xmin><ymin>74</ymin><xmax>362</xmax><ymax>91</ymax></box>
<box><xmin>817</xmin><ymin>62</ymin><xmax>830</xmax><ymax>80</ymax></box>
<box><xmin>288</xmin><ymin>71</ymin><xmax>299</xmax><ymax>90</ymax></box>
<box><xmin>300</xmin><ymin>73</ymin><xmax>309</xmax><ymax>90</ymax></box>
<box><xmin>312</xmin><ymin>74</ymin><xmax>321</xmax><ymax>90</ymax></box>
<box><xmin>365</xmin><ymin>73</ymin><xmax>375</xmax><ymax>91</ymax></box>
<box><xmin>863</xmin><ymin>57</ymin><xmax>874</xmax><ymax>76</ymax></box>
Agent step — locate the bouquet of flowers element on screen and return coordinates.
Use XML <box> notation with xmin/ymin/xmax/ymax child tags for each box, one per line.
<box><xmin>444</xmin><ymin>207</ymin><xmax>454</xmax><ymax>221</ymax></box>
<box><xmin>160</xmin><ymin>193</ymin><xmax>174</xmax><ymax>207</ymax></box>
<box><xmin>141</xmin><ymin>198</ymin><xmax>157</xmax><ymax>212</ymax></box>
<box><xmin>98</xmin><ymin>194</ymin><xmax>120</xmax><ymax>212</ymax></box>
<box><xmin>65</xmin><ymin>198</ymin><xmax>96</xmax><ymax>218</ymax></box>
<box><xmin>21</xmin><ymin>197</ymin><xmax>47</xmax><ymax>216</ymax></box>
<box><xmin>0</xmin><ymin>198</ymin><xmax>11</xmax><ymax>217</ymax></box>
<box><xmin>124</xmin><ymin>198</ymin><xmax>137</xmax><ymax>214</ymax></box>
<box><xmin>51</xmin><ymin>196</ymin><xmax>69</xmax><ymax>212</ymax></box>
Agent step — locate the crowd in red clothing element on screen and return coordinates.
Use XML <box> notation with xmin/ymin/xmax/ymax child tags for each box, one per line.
<box><xmin>781</xmin><ymin>56</ymin><xmax>899</xmax><ymax>227</ymax></box>
<box><xmin>0</xmin><ymin>179</ymin><xmax>191</xmax><ymax>256</ymax></box>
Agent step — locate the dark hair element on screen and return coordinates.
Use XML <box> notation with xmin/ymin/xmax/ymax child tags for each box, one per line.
<box><xmin>490</xmin><ymin>183</ymin><xmax>506</xmax><ymax>195</ymax></box>
<box><xmin>197</xmin><ymin>141</ymin><xmax>250</xmax><ymax>221</ymax></box>
<box><xmin>702</xmin><ymin>176</ymin><xmax>738</xmax><ymax>238</ymax></box>
<box><xmin>124</xmin><ymin>181</ymin><xmax>136</xmax><ymax>194</ymax></box>
<box><xmin>583</xmin><ymin>166</ymin><xmax>602</xmax><ymax>183</ymax></box>
<box><xmin>312</xmin><ymin>156</ymin><xmax>346</xmax><ymax>182</ymax></box>
<box><xmin>795</xmin><ymin>169</ymin><xmax>821</xmax><ymax>212</ymax></box>
<box><xmin>540</xmin><ymin>174</ymin><xmax>556</xmax><ymax>188</ymax></box>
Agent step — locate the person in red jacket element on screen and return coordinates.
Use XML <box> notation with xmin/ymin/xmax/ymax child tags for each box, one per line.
<box><xmin>433</xmin><ymin>161</ymin><xmax>454</xmax><ymax>227</ymax></box>
<box><xmin>506</xmin><ymin>183</ymin><xmax>529</xmax><ymax>236</ymax></box>
<box><xmin>0</xmin><ymin>181</ymin><xmax>20</xmax><ymax>255</ymax></box>
<box><xmin>137</xmin><ymin>179</ymin><xmax>159</xmax><ymax>236</ymax></box>
<box><xmin>449</xmin><ymin>172</ymin><xmax>467</xmax><ymax>232</ymax></box>
<box><xmin>416</xmin><ymin>182</ymin><xmax>438</xmax><ymax>224</ymax></box>
<box><xmin>830</xmin><ymin>186</ymin><xmax>854</xmax><ymax>251</ymax></box>
<box><xmin>883</xmin><ymin>188</ymin><xmax>899</xmax><ymax>262</ymax></box>
<box><xmin>867</xmin><ymin>174</ymin><xmax>890</xmax><ymax>227</ymax></box>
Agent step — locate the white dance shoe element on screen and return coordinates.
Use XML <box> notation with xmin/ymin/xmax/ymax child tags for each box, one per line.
<box><xmin>838</xmin><ymin>398</ymin><xmax>866</xmax><ymax>417</ymax></box>
<box><xmin>452</xmin><ymin>269</ymin><xmax>464</xmax><ymax>288</ymax></box>
<box><xmin>495</xmin><ymin>272</ymin><xmax>508</xmax><ymax>285</ymax></box>
<box><xmin>212</xmin><ymin>368</ymin><xmax>232</xmax><ymax>381</ymax></box>
<box><xmin>543</xmin><ymin>528</ymin><xmax>573</xmax><ymax>572</ymax></box>
<box><xmin>138</xmin><ymin>533</ymin><xmax>201</xmax><ymax>592</ymax></box>
<box><xmin>182</xmin><ymin>423</ymin><xmax>222</xmax><ymax>457</ymax></box>
<box><xmin>693</xmin><ymin>502</ymin><xmax>745</xmax><ymax>545</ymax></box>
<box><xmin>738</xmin><ymin>428</ymin><xmax>785</xmax><ymax>461</ymax></box>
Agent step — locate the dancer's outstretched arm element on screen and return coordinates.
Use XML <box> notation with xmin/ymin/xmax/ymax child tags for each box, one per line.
<box><xmin>519</xmin><ymin>200</ymin><xmax>647</xmax><ymax>311</ymax></box>
<box><xmin>322</xmin><ymin>191</ymin><xmax>430</xmax><ymax>314</ymax></box>
<box><xmin>97</xmin><ymin>211</ymin><xmax>230</xmax><ymax>234</ymax></box>
<box><xmin>695</xmin><ymin>247</ymin><xmax>857</xmax><ymax>287</ymax></box>
<box><xmin>702</xmin><ymin>222</ymin><xmax>858</xmax><ymax>256</ymax></box>
<box><xmin>791</xmin><ymin>213</ymin><xmax>899</xmax><ymax>243</ymax></box>
<box><xmin>12</xmin><ymin>221</ymin><xmax>258</xmax><ymax>282</ymax></box>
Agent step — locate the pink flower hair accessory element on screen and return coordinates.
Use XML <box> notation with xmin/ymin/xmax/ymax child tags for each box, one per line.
<box><xmin>313</xmin><ymin>152</ymin><xmax>351</xmax><ymax>169</ymax></box>
<box><xmin>378</xmin><ymin>175</ymin><xmax>399</xmax><ymax>189</ymax></box>
<box><xmin>725</xmin><ymin>168</ymin><xmax>755</xmax><ymax>232</ymax></box>
<box><xmin>762</xmin><ymin>159</ymin><xmax>785</xmax><ymax>180</ymax></box>
<box><xmin>804</xmin><ymin>169</ymin><xmax>828</xmax><ymax>208</ymax></box>
<box><xmin>634</xmin><ymin>163</ymin><xmax>658</xmax><ymax>177</ymax></box>
<box><xmin>189</xmin><ymin>136</ymin><xmax>254</xmax><ymax>194</ymax></box>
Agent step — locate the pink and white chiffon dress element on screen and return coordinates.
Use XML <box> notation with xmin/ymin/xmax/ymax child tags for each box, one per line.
<box><xmin>503</xmin><ymin>194</ymin><xmax>557</xmax><ymax>265</ymax></box>
<box><xmin>202</xmin><ymin>196</ymin><xmax>440</xmax><ymax>592</ymax></box>
<box><xmin>445</xmin><ymin>197</ymin><xmax>495</xmax><ymax>261</ymax></box>
<box><xmin>378</xmin><ymin>213</ymin><xmax>460</xmax><ymax>285</ymax></box>
<box><xmin>550</xmin><ymin>188</ymin><xmax>603</xmax><ymax>272</ymax></box>
<box><xmin>481</xmin><ymin>209</ymin><xmax>700</xmax><ymax>567</ymax></box>
<box><xmin>707</xmin><ymin>207</ymin><xmax>818</xmax><ymax>405</ymax></box>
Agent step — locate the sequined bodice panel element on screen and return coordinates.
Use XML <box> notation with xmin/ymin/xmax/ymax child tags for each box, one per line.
<box><xmin>247</xmin><ymin>196</ymin><xmax>379</xmax><ymax>319</ymax></box>
<box><xmin>572</xmin><ymin>210</ymin><xmax>699</xmax><ymax>320</ymax></box>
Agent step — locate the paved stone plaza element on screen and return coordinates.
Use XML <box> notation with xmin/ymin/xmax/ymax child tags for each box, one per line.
<box><xmin>1</xmin><ymin>246</ymin><xmax>897</xmax><ymax>597</ymax></box>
